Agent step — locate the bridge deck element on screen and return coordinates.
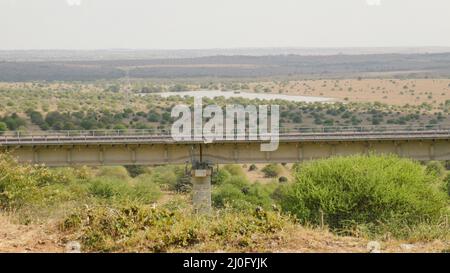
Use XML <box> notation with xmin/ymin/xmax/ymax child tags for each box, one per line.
<box><xmin>1</xmin><ymin>126</ymin><xmax>449</xmax><ymax>165</ymax></box>
<box><xmin>1</xmin><ymin>125</ymin><xmax>450</xmax><ymax>146</ymax></box>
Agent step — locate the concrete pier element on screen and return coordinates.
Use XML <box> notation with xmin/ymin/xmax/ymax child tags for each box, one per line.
<box><xmin>191</xmin><ymin>168</ymin><xmax>212</xmax><ymax>214</ymax></box>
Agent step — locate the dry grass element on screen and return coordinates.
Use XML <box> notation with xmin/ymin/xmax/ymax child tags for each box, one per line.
<box><xmin>1</xmin><ymin>211</ymin><xmax>448</xmax><ymax>253</ymax></box>
<box><xmin>247</xmin><ymin>79</ymin><xmax>450</xmax><ymax>107</ymax></box>
<box><xmin>0</xmin><ymin>213</ymin><xmax>63</xmax><ymax>253</ymax></box>
<box><xmin>239</xmin><ymin>164</ymin><xmax>294</xmax><ymax>184</ymax></box>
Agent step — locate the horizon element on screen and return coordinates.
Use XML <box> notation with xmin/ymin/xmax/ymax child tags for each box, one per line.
<box><xmin>3</xmin><ymin>46</ymin><xmax>450</xmax><ymax>51</ymax></box>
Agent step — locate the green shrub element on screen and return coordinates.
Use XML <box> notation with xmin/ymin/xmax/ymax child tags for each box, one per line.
<box><xmin>212</xmin><ymin>183</ymin><xmax>246</xmax><ymax>209</ymax></box>
<box><xmin>278</xmin><ymin>155</ymin><xmax>449</xmax><ymax>237</ymax></box>
<box><xmin>0</xmin><ymin>122</ymin><xmax>7</xmax><ymax>134</ymax></box>
<box><xmin>212</xmin><ymin>178</ymin><xmax>277</xmax><ymax>211</ymax></box>
<box><xmin>0</xmin><ymin>154</ymin><xmax>93</xmax><ymax>217</ymax></box>
<box><xmin>223</xmin><ymin>165</ymin><xmax>245</xmax><ymax>177</ymax></box>
<box><xmin>262</xmin><ymin>164</ymin><xmax>282</xmax><ymax>178</ymax></box>
<box><xmin>88</xmin><ymin>177</ymin><xmax>131</xmax><ymax>199</ymax></box>
<box><xmin>278</xmin><ymin>176</ymin><xmax>288</xmax><ymax>183</ymax></box>
<box><xmin>248</xmin><ymin>164</ymin><xmax>257</xmax><ymax>171</ymax></box>
<box><xmin>88</xmin><ymin>176</ymin><xmax>161</xmax><ymax>204</ymax></box>
<box><xmin>225</xmin><ymin>175</ymin><xmax>250</xmax><ymax>188</ymax></box>
<box><xmin>445</xmin><ymin>174</ymin><xmax>450</xmax><ymax>196</ymax></box>
<box><xmin>174</xmin><ymin>174</ymin><xmax>192</xmax><ymax>193</ymax></box>
<box><xmin>211</xmin><ymin>169</ymin><xmax>231</xmax><ymax>185</ymax></box>
<box><xmin>133</xmin><ymin>177</ymin><xmax>162</xmax><ymax>203</ymax></box>
<box><xmin>0</xmin><ymin>155</ymin><xmax>44</xmax><ymax>209</ymax></box>
<box><xmin>146</xmin><ymin>165</ymin><xmax>184</xmax><ymax>190</ymax></box>
<box><xmin>125</xmin><ymin>165</ymin><xmax>148</xmax><ymax>178</ymax></box>
<box><xmin>97</xmin><ymin>166</ymin><xmax>130</xmax><ymax>180</ymax></box>
<box><xmin>425</xmin><ymin>161</ymin><xmax>446</xmax><ymax>179</ymax></box>
<box><xmin>444</xmin><ymin>161</ymin><xmax>450</xmax><ymax>171</ymax></box>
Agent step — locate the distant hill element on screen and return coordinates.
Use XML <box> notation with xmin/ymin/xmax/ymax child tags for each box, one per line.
<box><xmin>2</xmin><ymin>47</ymin><xmax>450</xmax><ymax>62</ymax></box>
<box><xmin>1</xmin><ymin>51</ymin><xmax>450</xmax><ymax>81</ymax></box>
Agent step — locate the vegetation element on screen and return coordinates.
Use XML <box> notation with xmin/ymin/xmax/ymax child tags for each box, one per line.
<box><xmin>0</xmin><ymin>154</ymin><xmax>161</xmax><ymax>222</ymax></box>
<box><xmin>445</xmin><ymin>174</ymin><xmax>450</xmax><ymax>197</ymax></box>
<box><xmin>425</xmin><ymin>161</ymin><xmax>447</xmax><ymax>179</ymax></box>
<box><xmin>261</xmin><ymin>164</ymin><xmax>282</xmax><ymax>178</ymax></box>
<box><xmin>2</xmin><ymin>53</ymin><xmax>450</xmax><ymax>81</ymax></box>
<box><xmin>1</xmin><ymin>80</ymin><xmax>449</xmax><ymax>134</ymax></box>
<box><xmin>0</xmin><ymin>122</ymin><xmax>6</xmax><ymax>134</ymax></box>
<box><xmin>1</xmin><ymin>53</ymin><xmax>450</xmax><ymax>253</ymax></box>
<box><xmin>60</xmin><ymin>204</ymin><xmax>291</xmax><ymax>252</ymax></box>
<box><xmin>277</xmin><ymin>155</ymin><xmax>450</xmax><ymax>238</ymax></box>
<box><xmin>212</xmin><ymin>166</ymin><xmax>278</xmax><ymax>211</ymax></box>
<box><xmin>1</xmin><ymin>152</ymin><xmax>450</xmax><ymax>251</ymax></box>
<box><xmin>1</xmin><ymin>78</ymin><xmax>449</xmax><ymax>250</ymax></box>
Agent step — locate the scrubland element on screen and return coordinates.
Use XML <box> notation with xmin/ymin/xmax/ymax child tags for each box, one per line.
<box><xmin>1</xmin><ymin>153</ymin><xmax>449</xmax><ymax>253</ymax></box>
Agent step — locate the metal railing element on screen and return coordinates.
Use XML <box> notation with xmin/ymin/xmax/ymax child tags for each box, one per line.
<box><xmin>0</xmin><ymin>124</ymin><xmax>449</xmax><ymax>144</ymax></box>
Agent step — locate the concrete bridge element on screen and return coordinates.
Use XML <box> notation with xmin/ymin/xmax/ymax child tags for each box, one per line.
<box><xmin>1</xmin><ymin>125</ymin><xmax>450</xmax><ymax>213</ymax></box>
<box><xmin>1</xmin><ymin>125</ymin><xmax>450</xmax><ymax>165</ymax></box>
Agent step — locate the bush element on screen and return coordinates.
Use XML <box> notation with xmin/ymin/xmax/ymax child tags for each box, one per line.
<box><xmin>425</xmin><ymin>161</ymin><xmax>446</xmax><ymax>179</ymax></box>
<box><xmin>212</xmin><ymin>183</ymin><xmax>246</xmax><ymax>209</ymax></box>
<box><xmin>262</xmin><ymin>164</ymin><xmax>282</xmax><ymax>178</ymax></box>
<box><xmin>445</xmin><ymin>174</ymin><xmax>450</xmax><ymax>196</ymax></box>
<box><xmin>97</xmin><ymin>166</ymin><xmax>130</xmax><ymax>180</ymax></box>
<box><xmin>125</xmin><ymin>165</ymin><xmax>148</xmax><ymax>178</ymax></box>
<box><xmin>60</xmin><ymin>204</ymin><xmax>291</xmax><ymax>252</ymax></box>
<box><xmin>133</xmin><ymin>178</ymin><xmax>163</xmax><ymax>203</ymax></box>
<box><xmin>278</xmin><ymin>176</ymin><xmax>288</xmax><ymax>183</ymax></box>
<box><xmin>146</xmin><ymin>165</ymin><xmax>184</xmax><ymax>190</ymax></box>
<box><xmin>88</xmin><ymin>177</ymin><xmax>131</xmax><ymax>199</ymax></box>
<box><xmin>0</xmin><ymin>155</ymin><xmax>45</xmax><ymax>209</ymax></box>
<box><xmin>278</xmin><ymin>155</ymin><xmax>449</xmax><ymax>237</ymax></box>
<box><xmin>248</xmin><ymin>164</ymin><xmax>257</xmax><ymax>171</ymax></box>
<box><xmin>211</xmin><ymin>169</ymin><xmax>231</xmax><ymax>185</ymax></box>
<box><xmin>88</xmin><ymin>176</ymin><xmax>161</xmax><ymax>204</ymax></box>
<box><xmin>174</xmin><ymin>175</ymin><xmax>192</xmax><ymax>193</ymax></box>
<box><xmin>444</xmin><ymin>161</ymin><xmax>450</xmax><ymax>171</ymax></box>
<box><xmin>0</xmin><ymin>122</ymin><xmax>7</xmax><ymax>134</ymax></box>
<box><xmin>212</xmin><ymin>176</ymin><xmax>277</xmax><ymax>211</ymax></box>
<box><xmin>0</xmin><ymin>154</ymin><xmax>93</xmax><ymax>218</ymax></box>
<box><xmin>223</xmin><ymin>165</ymin><xmax>245</xmax><ymax>177</ymax></box>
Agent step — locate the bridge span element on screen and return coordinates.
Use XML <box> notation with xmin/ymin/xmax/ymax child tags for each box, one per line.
<box><xmin>1</xmin><ymin>125</ymin><xmax>449</xmax><ymax>166</ymax></box>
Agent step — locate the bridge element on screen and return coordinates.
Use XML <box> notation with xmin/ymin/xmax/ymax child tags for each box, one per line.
<box><xmin>1</xmin><ymin>125</ymin><xmax>450</xmax><ymax>213</ymax></box>
<box><xmin>1</xmin><ymin>125</ymin><xmax>449</xmax><ymax>165</ymax></box>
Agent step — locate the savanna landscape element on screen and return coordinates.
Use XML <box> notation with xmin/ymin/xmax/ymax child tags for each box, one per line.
<box><xmin>0</xmin><ymin>50</ymin><xmax>450</xmax><ymax>254</ymax></box>
<box><xmin>2</xmin><ymin>0</ymin><xmax>450</xmax><ymax>261</ymax></box>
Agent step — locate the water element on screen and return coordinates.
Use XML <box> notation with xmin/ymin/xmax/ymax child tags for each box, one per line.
<box><xmin>151</xmin><ymin>90</ymin><xmax>335</xmax><ymax>103</ymax></box>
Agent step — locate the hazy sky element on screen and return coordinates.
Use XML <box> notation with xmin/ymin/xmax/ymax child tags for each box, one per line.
<box><xmin>1</xmin><ymin>0</ymin><xmax>450</xmax><ymax>50</ymax></box>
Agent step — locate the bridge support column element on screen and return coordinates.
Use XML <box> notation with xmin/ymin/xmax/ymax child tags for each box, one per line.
<box><xmin>191</xmin><ymin>168</ymin><xmax>212</xmax><ymax>214</ymax></box>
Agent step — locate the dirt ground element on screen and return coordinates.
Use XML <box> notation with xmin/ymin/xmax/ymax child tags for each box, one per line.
<box><xmin>275</xmin><ymin>228</ymin><xmax>449</xmax><ymax>253</ymax></box>
<box><xmin>1</xmin><ymin>213</ymin><xmax>447</xmax><ymax>253</ymax></box>
<box><xmin>0</xmin><ymin>214</ymin><xmax>64</xmax><ymax>253</ymax></box>
<box><xmin>248</xmin><ymin>78</ymin><xmax>450</xmax><ymax>106</ymax></box>
<box><xmin>240</xmin><ymin>164</ymin><xmax>293</xmax><ymax>184</ymax></box>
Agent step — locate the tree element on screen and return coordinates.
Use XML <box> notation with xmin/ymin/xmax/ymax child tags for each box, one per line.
<box><xmin>113</xmin><ymin>124</ymin><xmax>127</xmax><ymax>130</ymax></box>
<box><xmin>262</xmin><ymin>164</ymin><xmax>282</xmax><ymax>178</ymax></box>
<box><xmin>0</xmin><ymin>122</ymin><xmax>7</xmax><ymax>134</ymax></box>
